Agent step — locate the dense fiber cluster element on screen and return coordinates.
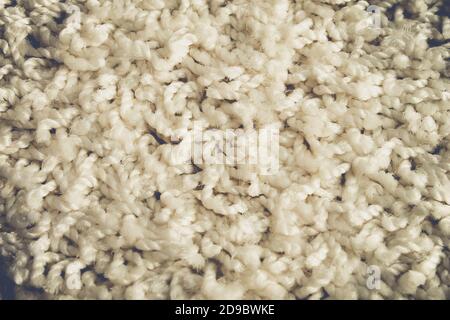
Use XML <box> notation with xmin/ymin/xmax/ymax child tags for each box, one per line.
<box><xmin>0</xmin><ymin>0</ymin><xmax>449</xmax><ymax>299</ymax></box>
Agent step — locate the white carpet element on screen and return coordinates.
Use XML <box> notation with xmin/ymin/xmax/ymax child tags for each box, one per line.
<box><xmin>0</xmin><ymin>0</ymin><xmax>449</xmax><ymax>299</ymax></box>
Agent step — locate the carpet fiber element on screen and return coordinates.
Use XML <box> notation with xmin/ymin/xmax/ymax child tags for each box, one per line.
<box><xmin>0</xmin><ymin>0</ymin><xmax>449</xmax><ymax>299</ymax></box>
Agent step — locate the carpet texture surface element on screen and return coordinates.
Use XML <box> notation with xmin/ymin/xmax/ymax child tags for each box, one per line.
<box><xmin>0</xmin><ymin>0</ymin><xmax>449</xmax><ymax>299</ymax></box>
